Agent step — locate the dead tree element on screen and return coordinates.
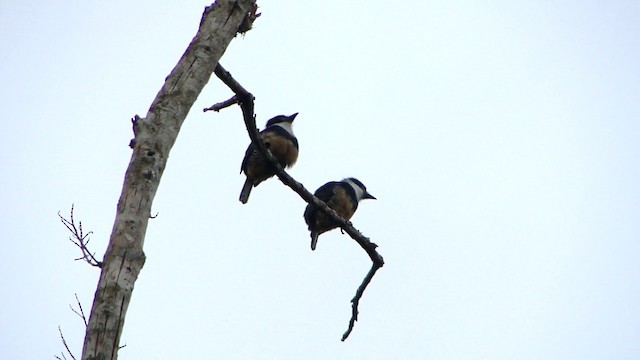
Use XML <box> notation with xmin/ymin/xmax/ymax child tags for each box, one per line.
<box><xmin>79</xmin><ymin>1</ymin><xmax>257</xmax><ymax>359</ymax></box>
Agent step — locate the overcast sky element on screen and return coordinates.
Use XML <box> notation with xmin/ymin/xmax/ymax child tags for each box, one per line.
<box><xmin>2</xmin><ymin>1</ymin><xmax>639</xmax><ymax>359</ymax></box>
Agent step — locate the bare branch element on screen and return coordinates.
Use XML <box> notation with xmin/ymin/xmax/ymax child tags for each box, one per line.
<box><xmin>57</xmin><ymin>326</ymin><xmax>77</xmax><ymax>360</ymax></box>
<box><xmin>212</xmin><ymin>63</ymin><xmax>384</xmax><ymax>340</ymax></box>
<box><xmin>203</xmin><ymin>94</ymin><xmax>238</xmax><ymax>112</ymax></box>
<box><xmin>341</xmin><ymin>262</ymin><xmax>382</xmax><ymax>341</ymax></box>
<box><xmin>58</xmin><ymin>204</ymin><xmax>102</xmax><ymax>268</ymax></box>
<box><xmin>69</xmin><ymin>293</ymin><xmax>88</xmax><ymax>327</ymax></box>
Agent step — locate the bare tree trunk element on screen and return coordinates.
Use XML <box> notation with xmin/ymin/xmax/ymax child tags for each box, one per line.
<box><xmin>81</xmin><ymin>1</ymin><xmax>256</xmax><ymax>359</ymax></box>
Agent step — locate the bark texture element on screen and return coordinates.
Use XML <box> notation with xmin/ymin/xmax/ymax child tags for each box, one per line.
<box><xmin>81</xmin><ymin>1</ymin><xmax>256</xmax><ymax>359</ymax></box>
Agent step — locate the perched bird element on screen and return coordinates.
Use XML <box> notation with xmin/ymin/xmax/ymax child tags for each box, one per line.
<box><xmin>239</xmin><ymin>113</ymin><xmax>299</xmax><ymax>204</ymax></box>
<box><xmin>304</xmin><ymin>177</ymin><xmax>376</xmax><ymax>250</ymax></box>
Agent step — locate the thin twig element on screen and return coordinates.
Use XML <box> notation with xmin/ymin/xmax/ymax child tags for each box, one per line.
<box><xmin>69</xmin><ymin>293</ymin><xmax>88</xmax><ymax>327</ymax></box>
<box><xmin>57</xmin><ymin>326</ymin><xmax>77</xmax><ymax>360</ymax></box>
<box><xmin>58</xmin><ymin>204</ymin><xmax>102</xmax><ymax>268</ymax></box>
<box><xmin>212</xmin><ymin>63</ymin><xmax>384</xmax><ymax>340</ymax></box>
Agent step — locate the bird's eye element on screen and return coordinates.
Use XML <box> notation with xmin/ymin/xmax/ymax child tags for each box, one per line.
<box><xmin>265</xmin><ymin>142</ymin><xmax>271</xmax><ymax>148</ymax></box>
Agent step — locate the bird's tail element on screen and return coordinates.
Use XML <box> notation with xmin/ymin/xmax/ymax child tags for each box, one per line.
<box><xmin>239</xmin><ymin>178</ymin><xmax>253</xmax><ymax>204</ymax></box>
<box><xmin>310</xmin><ymin>231</ymin><xmax>319</xmax><ymax>251</ymax></box>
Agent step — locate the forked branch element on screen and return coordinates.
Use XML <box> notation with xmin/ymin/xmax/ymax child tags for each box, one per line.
<box><xmin>55</xmin><ymin>326</ymin><xmax>77</xmax><ymax>360</ymax></box>
<box><xmin>69</xmin><ymin>293</ymin><xmax>88</xmax><ymax>327</ymax></box>
<box><xmin>58</xmin><ymin>204</ymin><xmax>102</xmax><ymax>268</ymax></box>
<box><xmin>210</xmin><ymin>63</ymin><xmax>384</xmax><ymax>341</ymax></box>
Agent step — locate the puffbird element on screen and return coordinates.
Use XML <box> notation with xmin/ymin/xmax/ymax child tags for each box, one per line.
<box><xmin>239</xmin><ymin>113</ymin><xmax>299</xmax><ymax>204</ymax></box>
<box><xmin>304</xmin><ymin>177</ymin><xmax>376</xmax><ymax>250</ymax></box>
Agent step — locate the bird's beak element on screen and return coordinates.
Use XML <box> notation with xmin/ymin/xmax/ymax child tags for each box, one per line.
<box><xmin>364</xmin><ymin>192</ymin><xmax>376</xmax><ymax>200</ymax></box>
<box><xmin>288</xmin><ymin>112</ymin><xmax>299</xmax><ymax>122</ymax></box>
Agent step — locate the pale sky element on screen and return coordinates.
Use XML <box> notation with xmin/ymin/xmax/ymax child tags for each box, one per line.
<box><xmin>2</xmin><ymin>1</ymin><xmax>639</xmax><ymax>359</ymax></box>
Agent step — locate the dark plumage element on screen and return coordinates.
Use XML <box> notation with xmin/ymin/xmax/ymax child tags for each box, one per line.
<box><xmin>239</xmin><ymin>113</ymin><xmax>299</xmax><ymax>204</ymax></box>
<box><xmin>304</xmin><ymin>177</ymin><xmax>376</xmax><ymax>250</ymax></box>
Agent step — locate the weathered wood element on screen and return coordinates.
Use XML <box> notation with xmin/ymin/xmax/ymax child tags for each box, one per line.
<box><xmin>81</xmin><ymin>1</ymin><xmax>256</xmax><ymax>359</ymax></box>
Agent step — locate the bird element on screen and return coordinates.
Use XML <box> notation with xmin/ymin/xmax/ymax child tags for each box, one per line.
<box><xmin>239</xmin><ymin>113</ymin><xmax>299</xmax><ymax>204</ymax></box>
<box><xmin>304</xmin><ymin>177</ymin><xmax>376</xmax><ymax>250</ymax></box>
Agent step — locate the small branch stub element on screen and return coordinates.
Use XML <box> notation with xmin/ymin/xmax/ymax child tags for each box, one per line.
<box><xmin>129</xmin><ymin>115</ymin><xmax>142</xmax><ymax>149</ymax></box>
<box><xmin>238</xmin><ymin>3</ymin><xmax>261</xmax><ymax>34</ymax></box>
<box><xmin>203</xmin><ymin>95</ymin><xmax>238</xmax><ymax>112</ymax></box>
